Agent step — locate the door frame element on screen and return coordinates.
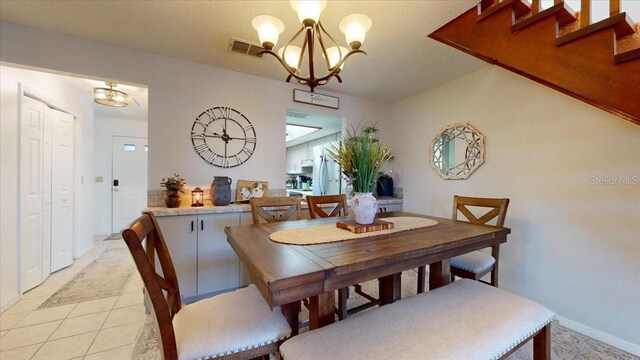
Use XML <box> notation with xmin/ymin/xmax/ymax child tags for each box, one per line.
<box><xmin>18</xmin><ymin>83</ymin><xmax>79</xmax><ymax>293</ymax></box>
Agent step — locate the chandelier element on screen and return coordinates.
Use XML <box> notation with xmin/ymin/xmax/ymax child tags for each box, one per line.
<box><xmin>93</xmin><ymin>82</ymin><xmax>128</xmax><ymax>107</ymax></box>
<box><xmin>252</xmin><ymin>0</ymin><xmax>371</xmax><ymax>92</ymax></box>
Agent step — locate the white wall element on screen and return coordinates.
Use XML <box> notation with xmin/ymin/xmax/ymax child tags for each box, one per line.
<box><xmin>93</xmin><ymin>117</ymin><xmax>147</xmax><ymax>236</ymax></box>
<box><xmin>0</xmin><ymin>65</ymin><xmax>95</xmax><ymax>310</ymax></box>
<box><xmin>386</xmin><ymin>66</ymin><xmax>640</xmax><ymax>351</ymax></box>
<box><xmin>0</xmin><ymin>21</ymin><xmax>389</xmax><ymax>196</ymax></box>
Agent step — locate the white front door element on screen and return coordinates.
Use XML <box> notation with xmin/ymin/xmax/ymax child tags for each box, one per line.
<box><xmin>50</xmin><ymin>108</ymin><xmax>74</xmax><ymax>272</ymax></box>
<box><xmin>20</xmin><ymin>96</ymin><xmax>45</xmax><ymax>292</ymax></box>
<box><xmin>112</xmin><ymin>136</ymin><xmax>148</xmax><ymax>233</ymax></box>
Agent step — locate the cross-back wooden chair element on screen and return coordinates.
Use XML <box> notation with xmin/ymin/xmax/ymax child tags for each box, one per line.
<box><xmin>121</xmin><ymin>212</ymin><xmax>291</xmax><ymax>360</ymax></box>
<box><xmin>417</xmin><ymin>195</ymin><xmax>510</xmax><ymax>293</ymax></box>
<box><xmin>306</xmin><ymin>194</ymin><xmax>348</xmax><ymax>219</ymax></box>
<box><xmin>250</xmin><ymin>197</ymin><xmax>302</xmax><ymax>224</ymax></box>
<box><xmin>306</xmin><ymin>194</ymin><xmax>380</xmax><ymax>321</ymax></box>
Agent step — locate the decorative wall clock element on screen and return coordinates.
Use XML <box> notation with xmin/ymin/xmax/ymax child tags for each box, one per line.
<box><xmin>191</xmin><ymin>107</ymin><xmax>256</xmax><ymax>168</ymax></box>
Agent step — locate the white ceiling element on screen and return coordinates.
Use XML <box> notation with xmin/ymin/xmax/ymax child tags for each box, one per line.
<box><xmin>286</xmin><ymin>109</ymin><xmax>342</xmax><ymax>148</ymax></box>
<box><xmin>0</xmin><ymin>0</ymin><xmax>487</xmax><ymax>103</ymax></box>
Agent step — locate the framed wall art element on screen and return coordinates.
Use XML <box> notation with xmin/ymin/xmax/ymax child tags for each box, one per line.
<box><xmin>235</xmin><ymin>180</ymin><xmax>269</xmax><ymax>202</ymax></box>
<box><xmin>293</xmin><ymin>89</ymin><xmax>339</xmax><ymax>109</ymax></box>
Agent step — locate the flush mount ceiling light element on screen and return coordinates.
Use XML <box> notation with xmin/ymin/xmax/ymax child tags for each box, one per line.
<box><xmin>93</xmin><ymin>82</ymin><xmax>128</xmax><ymax>107</ymax></box>
<box><xmin>252</xmin><ymin>0</ymin><xmax>371</xmax><ymax>92</ymax></box>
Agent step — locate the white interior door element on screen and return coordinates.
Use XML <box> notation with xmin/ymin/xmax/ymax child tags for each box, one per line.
<box><xmin>20</xmin><ymin>95</ymin><xmax>45</xmax><ymax>292</ymax></box>
<box><xmin>112</xmin><ymin>136</ymin><xmax>148</xmax><ymax>233</ymax></box>
<box><xmin>50</xmin><ymin>108</ymin><xmax>74</xmax><ymax>272</ymax></box>
<box><xmin>41</xmin><ymin>105</ymin><xmax>52</xmax><ymax>281</ymax></box>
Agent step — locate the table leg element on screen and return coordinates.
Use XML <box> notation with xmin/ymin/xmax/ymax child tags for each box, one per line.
<box><xmin>280</xmin><ymin>301</ymin><xmax>301</xmax><ymax>336</ymax></box>
<box><xmin>429</xmin><ymin>259</ymin><xmax>451</xmax><ymax>290</ymax></box>
<box><xmin>309</xmin><ymin>291</ymin><xmax>335</xmax><ymax>329</ymax></box>
<box><xmin>379</xmin><ymin>273</ymin><xmax>401</xmax><ymax>305</ymax></box>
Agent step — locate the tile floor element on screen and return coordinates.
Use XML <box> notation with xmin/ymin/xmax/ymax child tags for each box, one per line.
<box><xmin>1</xmin><ymin>236</ymin><xmax>638</xmax><ymax>360</ymax></box>
<box><xmin>0</xmin><ymin>238</ymin><xmax>147</xmax><ymax>360</ymax></box>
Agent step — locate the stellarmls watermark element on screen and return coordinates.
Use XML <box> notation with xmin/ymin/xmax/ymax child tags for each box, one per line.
<box><xmin>589</xmin><ymin>175</ymin><xmax>639</xmax><ymax>185</ymax></box>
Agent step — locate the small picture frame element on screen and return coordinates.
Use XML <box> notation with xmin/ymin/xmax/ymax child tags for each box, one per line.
<box><xmin>293</xmin><ymin>89</ymin><xmax>339</xmax><ymax>109</ymax></box>
<box><xmin>236</xmin><ymin>180</ymin><xmax>269</xmax><ymax>202</ymax></box>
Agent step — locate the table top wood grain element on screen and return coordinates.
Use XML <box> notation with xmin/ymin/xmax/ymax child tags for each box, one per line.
<box><xmin>225</xmin><ymin>211</ymin><xmax>511</xmax><ymax>309</ymax></box>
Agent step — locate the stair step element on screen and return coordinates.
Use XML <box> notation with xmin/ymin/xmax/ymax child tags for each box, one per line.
<box><xmin>615</xmin><ymin>29</ymin><xmax>640</xmax><ymax>64</ymax></box>
<box><xmin>477</xmin><ymin>0</ymin><xmax>531</xmax><ymax>23</ymax></box>
<box><xmin>512</xmin><ymin>2</ymin><xmax>577</xmax><ymax>33</ymax></box>
<box><xmin>556</xmin><ymin>12</ymin><xmax>636</xmax><ymax>46</ymax></box>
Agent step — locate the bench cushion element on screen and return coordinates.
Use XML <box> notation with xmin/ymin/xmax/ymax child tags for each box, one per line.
<box><xmin>280</xmin><ymin>279</ymin><xmax>554</xmax><ymax>360</ymax></box>
<box><xmin>450</xmin><ymin>251</ymin><xmax>495</xmax><ymax>274</ymax></box>
<box><xmin>173</xmin><ymin>284</ymin><xmax>291</xmax><ymax>360</ymax></box>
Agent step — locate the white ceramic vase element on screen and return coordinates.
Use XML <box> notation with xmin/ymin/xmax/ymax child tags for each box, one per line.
<box><xmin>351</xmin><ymin>192</ymin><xmax>378</xmax><ymax>224</ymax></box>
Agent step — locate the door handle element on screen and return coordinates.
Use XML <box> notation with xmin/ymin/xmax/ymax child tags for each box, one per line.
<box><xmin>191</xmin><ymin>220</ymin><xmax>194</xmax><ymax>232</ymax></box>
<box><xmin>201</xmin><ymin>220</ymin><xmax>204</xmax><ymax>231</ymax></box>
<box><xmin>113</xmin><ymin>179</ymin><xmax>119</xmax><ymax>186</ymax></box>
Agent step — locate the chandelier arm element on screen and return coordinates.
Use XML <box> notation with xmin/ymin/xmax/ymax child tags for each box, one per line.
<box><xmin>317</xmin><ymin>22</ymin><xmax>342</xmax><ymax>70</ymax></box>
<box><xmin>258</xmin><ymin>50</ymin><xmax>308</xmax><ymax>83</ymax></box>
<box><xmin>282</xmin><ymin>26</ymin><xmax>306</xmax><ymax>75</ymax></box>
<box><xmin>298</xmin><ymin>31</ymin><xmax>309</xmax><ymax>72</ymax></box>
<box><xmin>316</xmin><ymin>49</ymin><xmax>367</xmax><ymax>83</ymax></box>
<box><xmin>306</xmin><ymin>27</ymin><xmax>316</xmax><ymax>83</ymax></box>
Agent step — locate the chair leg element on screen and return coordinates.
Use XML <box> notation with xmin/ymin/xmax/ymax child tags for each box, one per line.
<box><xmin>533</xmin><ymin>324</ymin><xmax>551</xmax><ymax>360</ymax></box>
<box><xmin>450</xmin><ymin>273</ymin><xmax>455</xmax><ymax>283</ymax></box>
<box><xmin>337</xmin><ymin>288</ymin><xmax>348</xmax><ymax>320</ymax></box>
<box><xmin>417</xmin><ymin>266</ymin><xmax>426</xmax><ymax>294</ymax></box>
<box><xmin>490</xmin><ymin>245</ymin><xmax>500</xmax><ymax>287</ymax></box>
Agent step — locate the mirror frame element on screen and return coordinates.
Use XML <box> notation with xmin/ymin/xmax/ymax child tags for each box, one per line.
<box><xmin>429</xmin><ymin>122</ymin><xmax>485</xmax><ymax>180</ymax></box>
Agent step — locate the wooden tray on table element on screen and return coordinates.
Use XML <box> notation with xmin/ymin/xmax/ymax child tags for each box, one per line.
<box><xmin>336</xmin><ymin>219</ymin><xmax>394</xmax><ymax>234</ymax></box>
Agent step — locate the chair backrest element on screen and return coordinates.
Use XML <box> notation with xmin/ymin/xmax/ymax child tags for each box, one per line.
<box><xmin>250</xmin><ymin>197</ymin><xmax>302</xmax><ymax>224</ymax></box>
<box><xmin>121</xmin><ymin>212</ymin><xmax>180</xmax><ymax>360</ymax></box>
<box><xmin>452</xmin><ymin>195</ymin><xmax>510</xmax><ymax>227</ymax></box>
<box><xmin>306</xmin><ymin>194</ymin><xmax>348</xmax><ymax>219</ymax></box>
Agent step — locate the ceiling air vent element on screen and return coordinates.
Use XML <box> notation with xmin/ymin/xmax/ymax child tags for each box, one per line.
<box><xmin>228</xmin><ymin>38</ymin><xmax>264</xmax><ymax>58</ymax></box>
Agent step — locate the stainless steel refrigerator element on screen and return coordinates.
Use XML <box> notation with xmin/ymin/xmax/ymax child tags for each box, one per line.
<box><xmin>312</xmin><ymin>142</ymin><xmax>342</xmax><ymax>195</ymax></box>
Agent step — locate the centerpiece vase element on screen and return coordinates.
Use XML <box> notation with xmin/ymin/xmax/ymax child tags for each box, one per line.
<box><xmin>165</xmin><ymin>192</ymin><xmax>181</xmax><ymax>208</ymax></box>
<box><xmin>351</xmin><ymin>192</ymin><xmax>378</xmax><ymax>224</ymax></box>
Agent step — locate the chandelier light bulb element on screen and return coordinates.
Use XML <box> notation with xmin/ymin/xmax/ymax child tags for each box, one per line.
<box><xmin>252</xmin><ymin>15</ymin><xmax>285</xmax><ymax>49</ymax></box>
<box><xmin>325</xmin><ymin>46</ymin><xmax>349</xmax><ymax>70</ymax></box>
<box><xmin>278</xmin><ymin>46</ymin><xmax>303</xmax><ymax>70</ymax></box>
<box><xmin>339</xmin><ymin>14</ymin><xmax>372</xmax><ymax>49</ymax></box>
<box><xmin>290</xmin><ymin>0</ymin><xmax>327</xmax><ymax>25</ymax></box>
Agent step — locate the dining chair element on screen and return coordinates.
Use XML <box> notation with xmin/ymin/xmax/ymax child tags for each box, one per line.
<box><xmin>122</xmin><ymin>212</ymin><xmax>291</xmax><ymax>360</ymax></box>
<box><xmin>306</xmin><ymin>194</ymin><xmax>380</xmax><ymax>321</ymax></box>
<box><xmin>250</xmin><ymin>196</ymin><xmax>302</xmax><ymax>224</ymax></box>
<box><xmin>416</xmin><ymin>195</ymin><xmax>510</xmax><ymax>293</ymax></box>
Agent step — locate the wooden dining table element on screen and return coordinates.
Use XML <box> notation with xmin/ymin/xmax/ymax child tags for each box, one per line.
<box><xmin>224</xmin><ymin>211</ymin><xmax>510</xmax><ymax>334</ymax></box>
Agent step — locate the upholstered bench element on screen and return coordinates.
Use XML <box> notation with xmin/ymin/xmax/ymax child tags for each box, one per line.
<box><xmin>280</xmin><ymin>279</ymin><xmax>555</xmax><ymax>360</ymax></box>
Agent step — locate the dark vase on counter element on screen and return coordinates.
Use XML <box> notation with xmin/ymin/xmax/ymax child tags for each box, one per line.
<box><xmin>211</xmin><ymin>176</ymin><xmax>232</xmax><ymax>206</ymax></box>
<box><xmin>165</xmin><ymin>192</ymin><xmax>182</xmax><ymax>208</ymax></box>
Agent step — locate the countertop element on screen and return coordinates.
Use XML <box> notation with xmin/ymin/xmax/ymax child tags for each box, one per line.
<box><xmin>145</xmin><ymin>196</ymin><xmax>403</xmax><ymax>217</ymax></box>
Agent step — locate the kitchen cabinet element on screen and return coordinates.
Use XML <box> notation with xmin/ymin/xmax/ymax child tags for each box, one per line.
<box><xmin>156</xmin><ymin>213</ymin><xmax>240</xmax><ymax>298</ymax></box>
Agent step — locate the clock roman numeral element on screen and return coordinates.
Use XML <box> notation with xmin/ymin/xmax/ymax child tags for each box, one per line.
<box><xmin>194</xmin><ymin>143</ymin><xmax>209</xmax><ymax>155</ymax></box>
<box><xmin>191</xmin><ymin>132</ymin><xmax>205</xmax><ymax>140</ymax></box>
<box><xmin>242</xmin><ymin>124</ymin><xmax>254</xmax><ymax>132</ymax></box>
<box><xmin>241</xmin><ymin>147</ymin><xmax>254</xmax><ymax>157</ymax></box>
<box><xmin>245</xmin><ymin>137</ymin><xmax>256</xmax><ymax>144</ymax></box>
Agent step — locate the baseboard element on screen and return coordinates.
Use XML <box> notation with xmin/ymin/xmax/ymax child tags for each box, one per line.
<box><xmin>0</xmin><ymin>295</ymin><xmax>20</xmax><ymax>313</ymax></box>
<box><xmin>556</xmin><ymin>315</ymin><xmax>640</xmax><ymax>356</ymax></box>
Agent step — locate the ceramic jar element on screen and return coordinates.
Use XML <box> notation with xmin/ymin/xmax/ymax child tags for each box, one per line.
<box><xmin>211</xmin><ymin>176</ymin><xmax>232</xmax><ymax>206</ymax></box>
<box><xmin>165</xmin><ymin>193</ymin><xmax>181</xmax><ymax>208</ymax></box>
<box><xmin>351</xmin><ymin>192</ymin><xmax>378</xmax><ymax>224</ymax></box>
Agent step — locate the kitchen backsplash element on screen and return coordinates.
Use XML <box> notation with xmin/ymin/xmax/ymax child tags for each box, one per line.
<box><xmin>148</xmin><ymin>187</ymin><xmax>402</xmax><ymax>207</ymax></box>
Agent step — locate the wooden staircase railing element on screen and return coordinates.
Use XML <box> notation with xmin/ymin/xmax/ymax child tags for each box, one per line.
<box><xmin>429</xmin><ymin>0</ymin><xmax>640</xmax><ymax>125</ymax></box>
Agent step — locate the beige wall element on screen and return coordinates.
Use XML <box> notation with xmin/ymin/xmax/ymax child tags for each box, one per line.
<box><xmin>386</xmin><ymin>66</ymin><xmax>640</xmax><ymax>351</ymax></box>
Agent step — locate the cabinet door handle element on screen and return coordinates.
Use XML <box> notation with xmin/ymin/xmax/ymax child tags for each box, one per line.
<box><xmin>191</xmin><ymin>220</ymin><xmax>194</xmax><ymax>232</ymax></box>
<box><xmin>201</xmin><ymin>220</ymin><xmax>204</xmax><ymax>231</ymax></box>
<box><xmin>384</xmin><ymin>207</ymin><xmax>387</xmax><ymax>212</ymax></box>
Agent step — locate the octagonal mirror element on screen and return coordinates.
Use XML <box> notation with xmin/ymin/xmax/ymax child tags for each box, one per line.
<box><xmin>429</xmin><ymin>122</ymin><xmax>485</xmax><ymax>180</ymax></box>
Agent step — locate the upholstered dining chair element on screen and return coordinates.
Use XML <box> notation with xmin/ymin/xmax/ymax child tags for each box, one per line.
<box><xmin>250</xmin><ymin>196</ymin><xmax>303</xmax><ymax>224</ymax></box>
<box><xmin>306</xmin><ymin>194</ymin><xmax>380</xmax><ymax>321</ymax></box>
<box><xmin>416</xmin><ymin>195</ymin><xmax>510</xmax><ymax>293</ymax></box>
<box><xmin>122</xmin><ymin>212</ymin><xmax>291</xmax><ymax>360</ymax></box>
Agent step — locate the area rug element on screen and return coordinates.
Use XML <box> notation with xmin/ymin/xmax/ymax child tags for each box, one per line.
<box><xmin>39</xmin><ymin>247</ymin><xmax>135</xmax><ymax>308</ymax></box>
<box><xmin>103</xmin><ymin>233</ymin><xmax>123</xmax><ymax>240</ymax></box>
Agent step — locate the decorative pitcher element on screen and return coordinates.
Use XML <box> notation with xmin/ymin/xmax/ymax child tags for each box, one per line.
<box><xmin>351</xmin><ymin>192</ymin><xmax>378</xmax><ymax>224</ymax></box>
<box><xmin>211</xmin><ymin>176</ymin><xmax>232</xmax><ymax>206</ymax></box>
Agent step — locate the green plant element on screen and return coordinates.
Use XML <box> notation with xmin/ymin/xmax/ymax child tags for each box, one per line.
<box><xmin>161</xmin><ymin>173</ymin><xmax>186</xmax><ymax>195</ymax></box>
<box><xmin>327</xmin><ymin>124</ymin><xmax>393</xmax><ymax>193</ymax></box>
